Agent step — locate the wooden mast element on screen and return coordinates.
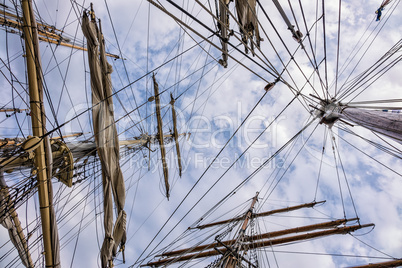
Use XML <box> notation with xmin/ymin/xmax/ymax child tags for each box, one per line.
<box><xmin>21</xmin><ymin>0</ymin><xmax>58</xmax><ymax>267</ymax></box>
<box><xmin>170</xmin><ymin>93</ymin><xmax>182</xmax><ymax>177</ymax></box>
<box><xmin>219</xmin><ymin>191</ymin><xmax>259</xmax><ymax>268</ymax></box>
<box><xmin>153</xmin><ymin>74</ymin><xmax>170</xmax><ymax>199</ymax></box>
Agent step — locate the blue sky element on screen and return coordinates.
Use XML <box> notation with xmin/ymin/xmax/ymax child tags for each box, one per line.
<box><xmin>0</xmin><ymin>0</ymin><xmax>401</xmax><ymax>267</ymax></box>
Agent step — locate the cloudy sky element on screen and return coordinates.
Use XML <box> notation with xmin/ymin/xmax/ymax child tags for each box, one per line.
<box><xmin>1</xmin><ymin>0</ymin><xmax>401</xmax><ymax>267</ymax></box>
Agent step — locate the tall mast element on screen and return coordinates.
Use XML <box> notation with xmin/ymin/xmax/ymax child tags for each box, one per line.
<box><xmin>193</xmin><ymin>200</ymin><xmax>326</xmax><ymax>229</ymax></box>
<box><xmin>219</xmin><ymin>191</ymin><xmax>259</xmax><ymax>268</ymax></box>
<box><xmin>170</xmin><ymin>93</ymin><xmax>182</xmax><ymax>177</ymax></box>
<box><xmin>21</xmin><ymin>0</ymin><xmax>60</xmax><ymax>267</ymax></box>
<box><xmin>153</xmin><ymin>74</ymin><xmax>170</xmax><ymax>199</ymax></box>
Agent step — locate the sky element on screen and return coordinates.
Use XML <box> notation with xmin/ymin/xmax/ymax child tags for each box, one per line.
<box><xmin>0</xmin><ymin>0</ymin><xmax>401</xmax><ymax>267</ymax></box>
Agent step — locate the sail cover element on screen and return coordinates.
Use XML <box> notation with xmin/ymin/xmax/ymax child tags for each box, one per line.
<box><xmin>340</xmin><ymin>108</ymin><xmax>402</xmax><ymax>143</ymax></box>
<box><xmin>0</xmin><ymin>171</ymin><xmax>33</xmax><ymax>267</ymax></box>
<box><xmin>235</xmin><ymin>0</ymin><xmax>261</xmax><ymax>51</ymax></box>
<box><xmin>82</xmin><ymin>12</ymin><xmax>126</xmax><ymax>267</ymax></box>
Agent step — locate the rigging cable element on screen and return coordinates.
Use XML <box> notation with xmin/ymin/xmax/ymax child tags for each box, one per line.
<box><xmin>333</xmin><ymin>0</ymin><xmax>342</xmax><ymax>96</ymax></box>
<box><xmin>132</xmin><ymin>88</ymin><xmax>272</xmax><ymax>266</ymax></box>
<box><xmin>134</xmin><ymin>91</ymin><xmax>304</xmax><ymax>265</ymax></box>
<box><xmin>313</xmin><ymin>125</ymin><xmax>328</xmax><ymax>200</ymax></box>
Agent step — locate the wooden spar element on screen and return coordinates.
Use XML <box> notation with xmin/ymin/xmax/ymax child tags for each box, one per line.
<box><xmin>1</xmin><ymin>133</ymin><xmax>82</xmax><ymax>146</ymax></box>
<box><xmin>21</xmin><ymin>0</ymin><xmax>57</xmax><ymax>266</ymax></box>
<box><xmin>194</xmin><ymin>200</ymin><xmax>326</xmax><ymax>229</ymax></box>
<box><xmin>0</xmin><ymin>140</ymin><xmax>21</xmax><ymax>147</ymax></box>
<box><xmin>271</xmin><ymin>0</ymin><xmax>303</xmax><ymax>42</ymax></box>
<box><xmin>0</xmin><ymin>108</ymin><xmax>29</xmax><ymax>113</ymax></box>
<box><xmin>142</xmin><ymin>223</ymin><xmax>374</xmax><ymax>267</ymax></box>
<box><xmin>216</xmin><ymin>192</ymin><xmax>259</xmax><ymax>268</ymax></box>
<box><xmin>217</xmin><ymin>0</ymin><xmax>230</xmax><ymax>67</ymax></box>
<box><xmin>0</xmin><ymin>10</ymin><xmax>119</xmax><ymax>59</ymax></box>
<box><xmin>349</xmin><ymin>259</ymin><xmax>402</xmax><ymax>268</ymax></box>
<box><xmin>159</xmin><ymin>217</ymin><xmax>357</xmax><ymax>258</ymax></box>
<box><xmin>254</xmin><ymin>200</ymin><xmax>326</xmax><ymax>217</ymax></box>
<box><xmin>170</xmin><ymin>93</ymin><xmax>182</xmax><ymax>177</ymax></box>
<box><xmin>0</xmin><ymin>134</ymin><xmax>186</xmax><ymax>173</ymax></box>
<box><xmin>1</xmin><ymin>133</ymin><xmax>176</xmax><ymax>148</ymax></box>
<box><xmin>119</xmin><ymin>133</ymin><xmax>186</xmax><ymax>146</ymax></box>
<box><xmin>238</xmin><ymin>192</ymin><xmax>259</xmax><ymax>238</ymax></box>
<box><xmin>153</xmin><ymin>74</ymin><xmax>170</xmax><ymax>199</ymax></box>
<box><xmin>50</xmin><ymin>133</ymin><xmax>84</xmax><ymax>140</ymax></box>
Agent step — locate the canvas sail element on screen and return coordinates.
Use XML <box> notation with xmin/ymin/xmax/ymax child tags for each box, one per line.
<box><xmin>340</xmin><ymin>108</ymin><xmax>402</xmax><ymax>143</ymax></box>
<box><xmin>82</xmin><ymin>11</ymin><xmax>126</xmax><ymax>267</ymax></box>
<box><xmin>235</xmin><ymin>0</ymin><xmax>261</xmax><ymax>52</ymax></box>
<box><xmin>0</xmin><ymin>171</ymin><xmax>33</xmax><ymax>267</ymax></box>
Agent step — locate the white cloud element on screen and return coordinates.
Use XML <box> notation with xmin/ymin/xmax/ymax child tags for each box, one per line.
<box><xmin>1</xmin><ymin>0</ymin><xmax>401</xmax><ymax>267</ymax></box>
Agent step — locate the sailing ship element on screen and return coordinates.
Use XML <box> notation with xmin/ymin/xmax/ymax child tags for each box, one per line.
<box><xmin>1</xmin><ymin>0</ymin><xmax>401</xmax><ymax>267</ymax></box>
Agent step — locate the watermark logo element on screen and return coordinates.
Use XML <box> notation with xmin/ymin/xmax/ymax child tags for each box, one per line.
<box><xmin>124</xmin><ymin>152</ymin><xmax>285</xmax><ymax>173</ymax></box>
<box><xmin>62</xmin><ymin>100</ymin><xmax>294</xmax><ymax>172</ymax></box>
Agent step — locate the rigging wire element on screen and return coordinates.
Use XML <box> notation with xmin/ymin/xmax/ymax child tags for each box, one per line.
<box><xmin>333</xmin><ymin>0</ymin><xmax>342</xmax><ymax>97</ymax></box>
<box><xmin>337</xmin><ymin>0</ymin><xmax>401</xmax><ymax>101</ymax></box>
<box><xmin>134</xmin><ymin>93</ymin><xmax>311</xmax><ymax>266</ymax></box>
<box><xmin>297</xmin><ymin>0</ymin><xmax>327</xmax><ymax>99</ymax></box>
<box><xmin>255</xmin><ymin>0</ymin><xmax>324</xmax><ymax>109</ymax></box>
<box><xmin>132</xmin><ymin>89</ymin><xmax>272</xmax><ymax>266</ymax></box>
<box><xmin>1</xmin><ymin>0</ymin><xmax>402</xmax><ymax>266</ymax></box>
<box><xmin>313</xmin><ymin>125</ymin><xmax>328</xmax><ymax>200</ymax></box>
<box><xmin>329</xmin><ymin>129</ymin><xmax>347</xmax><ymax>219</ymax></box>
<box><xmin>69</xmin><ymin>180</ymin><xmax>90</xmax><ymax>268</ymax></box>
<box><xmin>331</xmin><ymin>128</ymin><xmax>360</xmax><ymax>220</ymax></box>
<box><xmin>104</xmin><ymin>0</ymin><xmax>146</xmax><ymax>133</ymax></box>
<box><xmin>334</xmin><ymin>126</ymin><xmax>402</xmax><ymax>177</ymax></box>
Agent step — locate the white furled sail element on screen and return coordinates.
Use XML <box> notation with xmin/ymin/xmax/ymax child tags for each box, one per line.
<box><xmin>340</xmin><ymin>108</ymin><xmax>402</xmax><ymax>143</ymax></box>
<box><xmin>82</xmin><ymin>9</ymin><xmax>126</xmax><ymax>267</ymax></box>
<box><xmin>0</xmin><ymin>171</ymin><xmax>33</xmax><ymax>268</ymax></box>
<box><xmin>235</xmin><ymin>0</ymin><xmax>261</xmax><ymax>54</ymax></box>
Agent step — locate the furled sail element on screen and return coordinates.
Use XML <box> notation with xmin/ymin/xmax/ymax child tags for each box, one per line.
<box><xmin>375</xmin><ymin>0</ymin><xmax>393</xmax><ymax>21</ymax></box>
<box><xmin>82</xmin><ymin>9</ymin><xmax>126</xmax><ymax>267</ymax></box>
<box><xmin>316</xmin><ymin>99</ymin><xmax>401</xmax><ymax>143</ymax></box>
<box><xmin>340</xmin><ymin>108</ymin><xmax>402</xmax><ymax>143</ymax></box>
<box><xmin>235</xmin><ymin>0</ymin><xmax>261</xmax><ymax>54</ymax></box>
<box><xmin>0</xmin><ymin>171</ymin><xmax>33</xmax><ymax>268</ymax></box>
